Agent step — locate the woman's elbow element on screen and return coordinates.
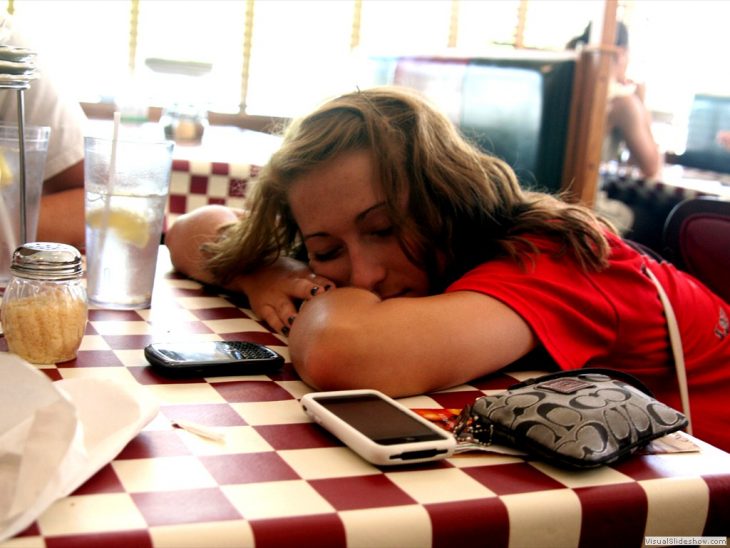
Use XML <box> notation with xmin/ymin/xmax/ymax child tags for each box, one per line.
<box><xmin>289</xmin><ymin>322</ymin><xmax>352</xmax><ymax>391</ymax></box>
<box><xmin>288</xmin><ymin>290</ymin><xmax>377</xmax><ymax>391</ymax></box>
<box><xmin>164</xmin><ymin>220</ymin><xmax>187</xmax><ymax>269</ymax></box>
<box><xmin>289</xmin><ymin>288</ymin><xmax>382</xmax><ymax>390</ymax></box>
<box><xmin>166</xmin><ymin>205</ymin><xmax>238</xmax><ymax>281</ymax></box>
<box><xmin>165</xmin><ymin>223</ymin><xmax>205</xmax><ymax>280</ymax></box>
<box><xmin>642</xmin><ymin>151</ymin><xmax>662</xmax><ymax>180</ymax></box>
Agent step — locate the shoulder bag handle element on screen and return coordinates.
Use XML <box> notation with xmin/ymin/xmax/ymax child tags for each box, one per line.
<box><xmin>643</xmin><ymin>266</ymin><xmax>693</xmax><ymax>435</ymax></box>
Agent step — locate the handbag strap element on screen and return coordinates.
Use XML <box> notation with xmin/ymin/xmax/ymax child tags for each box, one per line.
<box><xmin>643</xmin><ymin>266</ymin><xmax>693</xmax><ymax>435</ymax></box>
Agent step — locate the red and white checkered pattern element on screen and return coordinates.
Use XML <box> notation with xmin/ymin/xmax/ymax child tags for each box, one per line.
<box><xmin>1</xmin><ymin>250</ymin><xmax>729</xmax><ymax>547</ymax></box>
<box><xmin>167</xmin><ymin>159</ymin><xmax>261</xmax><ymax>226</ymax></box>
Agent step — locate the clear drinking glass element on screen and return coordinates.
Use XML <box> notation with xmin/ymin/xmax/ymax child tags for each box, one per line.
<box><xmin>84</xmin><ymin>136</ymin><xmax>174</xmax><ymax>309</ymax></box>
<box><xmin>0</xmin><ymin>124</ymin><xmax>51</xmax><ymax>286</ymax></box>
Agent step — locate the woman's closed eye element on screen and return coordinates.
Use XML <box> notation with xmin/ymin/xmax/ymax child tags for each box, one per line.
<box><xmin>370</xmin><ymin>226</ymin><xmax>395</xmax><ymax>238</ymax></box>
<box><xmin>309</xmin><ymin>226</ymin><xmax>394</xmax><ymax>262</ymax></box>
<box><xmin>311</xmin><ymin>247</ymin><xmax>343</xmax><ymax>262</ymax></box>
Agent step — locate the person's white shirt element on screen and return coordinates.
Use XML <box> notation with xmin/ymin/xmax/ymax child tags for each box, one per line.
<box><xmin>0</xmin><ymin>15</ymin><xmax>86</xmax><ymax>181</ymax></box>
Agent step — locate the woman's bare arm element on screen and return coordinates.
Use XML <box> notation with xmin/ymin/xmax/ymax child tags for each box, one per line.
<box><xmin>165</xmin><ymin>205</ymin><xmax>334</xmax><ymax>333</ymax></box>
<box><xmin>37</xmin><ymin>187</ymin><xmax>86</xmax><ymax>249</ymax></box>
<box><xmin>609</xmin><ymin>93</ymin><xmax>662</xmax><ymax>179</ymax></box>
<box><xmin>37</xmin><ymin>160</ymin><xmax>86</xmax><ymax>249</ymax></box>
<box><xmin>288</xmin><ymin>287</ymin><xmax>536</xmax><ymax>396</ymax></box>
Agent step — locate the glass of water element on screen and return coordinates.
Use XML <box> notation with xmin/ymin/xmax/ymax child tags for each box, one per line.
<box><xmin>84</xmin><ymin>136</ymin><xmax>174</xmax><ymax>309</ymax></box>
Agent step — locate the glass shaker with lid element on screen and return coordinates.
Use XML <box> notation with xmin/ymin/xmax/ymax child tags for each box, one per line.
<box><xmin>1</xmin><ymin>242</ymin><xmax>88</xmax><ymax>364</ymax></box>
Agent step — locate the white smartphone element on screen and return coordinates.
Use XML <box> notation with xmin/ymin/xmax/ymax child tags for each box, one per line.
<box><xmin>301</xmin><ymin>389</ymin><xmax>456</xmax><ymax>465</ymax></box>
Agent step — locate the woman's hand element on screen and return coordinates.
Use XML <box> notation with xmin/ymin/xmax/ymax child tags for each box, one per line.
<box><xmin>235</xmin><ymin>256</ymin><xmax>335</xmax><ymax>335</ymax></box>
<box><xmin>166</xmin><ymin>206</ymin><xmax>334</xmax><ymax>334</ymax></box>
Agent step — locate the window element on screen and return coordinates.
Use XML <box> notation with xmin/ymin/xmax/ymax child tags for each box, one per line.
<box><xmin>7</xmin><ymin>0</ymin><xmax>130</xmax><ymax>103</ymax></box>
<box><xmin>629</xmin><ymin>1</ymin><xmax>730</xmax><ymax>114</ymax></box>
<box><xmin>3</xmin><ymin>0</ymin><xmax>586</xmax><ymax>117</ymax></box>
<box><xmin>456</xmin><ymin>0</ymin><xmax>521</xmax><ymax>49</ymax></box>
<box><xmin>135</xmin><ymin>0</ymin><xmax>247</xmax><ymax>113</ymax></box>
<box><xmin>4</xmin><ymin>0</ymin><xmax>730</xmax><ymax>143</ymax></box>
<box><xmin>522</xmin><ymin>0</ymin><xmax>603</xmax><ymax>50</ymax></box>
<box><xmin>358</xmin><ymin>1</ymin><xmax>452</xmax><ymax>54</ymax></box>
<box><xmin>245</xmin><ymin>0</ymin><xmax>355</xmax><ymax>117</ymax></box>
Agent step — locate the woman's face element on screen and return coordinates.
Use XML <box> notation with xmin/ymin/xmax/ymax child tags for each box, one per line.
<box><xmin>288</xmin><ymin>149</ymin><xmax>431</xmax><ymax>299</ymax></box>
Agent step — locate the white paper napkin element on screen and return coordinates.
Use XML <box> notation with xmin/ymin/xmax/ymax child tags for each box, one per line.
<box><xmin>0</xmin><ymin>353</ymin><xmax>159</xmax><ymax>542</ymax></box>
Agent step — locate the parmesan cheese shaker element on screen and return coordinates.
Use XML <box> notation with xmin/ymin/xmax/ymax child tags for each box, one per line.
<box><xmin>1</xmin><ymin>242</ymin><xmax>87</xmax><ymax>364</ymax></box>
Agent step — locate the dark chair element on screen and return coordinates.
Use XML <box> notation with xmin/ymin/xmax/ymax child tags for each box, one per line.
<box><xmin>663</xmin><ymin>196</ymin><xmax>730</xmax><ymax>303</ymax></box>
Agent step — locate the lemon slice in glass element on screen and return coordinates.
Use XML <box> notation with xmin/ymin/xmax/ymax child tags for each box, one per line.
<box><xmin>0</xmin><ymin>151</ymin><xmax>13</xmax><ymax>188</ymax></box>
<box><xmin>87</xmin><ymin>208</ymin><xmax>150</xmax><ymax>248</ymax></box>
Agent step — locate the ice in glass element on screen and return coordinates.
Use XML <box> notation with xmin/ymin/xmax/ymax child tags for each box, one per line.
<box><xmin>84</xmin><ymin>136</ymin><xmax>173</xmax><ymax>309</ymax></box>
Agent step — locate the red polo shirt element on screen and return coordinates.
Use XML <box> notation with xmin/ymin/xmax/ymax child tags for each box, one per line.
<box><xmin>447</xmin><ymin>232</ymin><xmax>730</xmax><ymax>452</ymax></box>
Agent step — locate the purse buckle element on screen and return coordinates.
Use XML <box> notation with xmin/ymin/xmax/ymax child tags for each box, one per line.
<box><xmin>537</xmin><ymin>378</ymin><xmax>595</xmax><ymax>394</ymax></box>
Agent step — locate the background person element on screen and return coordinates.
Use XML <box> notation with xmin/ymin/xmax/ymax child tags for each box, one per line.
<box><xmin>166</xmin><ymin>86</ymin><xmax>730</xmax><ymax>452</ymax></box>
<box><xmin>0</xmin><ymin>15</ymin><xmax>86</xmax><ymax>249</ymax></box>
<box><xmin>568</xmin><ymin>21</ymin><xmax>663</xmax><ymax>180</ymax></box>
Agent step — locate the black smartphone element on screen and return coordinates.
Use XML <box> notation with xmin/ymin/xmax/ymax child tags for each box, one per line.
<box><xmin>144</xmin><ymin>341</ymin><xmax>284</xmax><ymax>376</ymax></box>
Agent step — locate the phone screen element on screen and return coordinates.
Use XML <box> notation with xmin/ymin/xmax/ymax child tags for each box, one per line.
<box><xmin>152</xmin><ymin>342</ymin><xmax>242</xmax><ymax>363</ymax></box>
<box><xmin>144</xmin><ymin>341</ymin><xmax>284</xmax><ymax>374</ymax></box>
<box><xmin>314</xmin><ymin>393</ymin><xmax>448</xmax><ymax>445</ymax></box>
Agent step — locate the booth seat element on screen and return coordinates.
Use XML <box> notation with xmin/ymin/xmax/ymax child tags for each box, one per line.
<box><xmin>365</xmin><ymin>52</ymin><xmax>576</xmax><ymax>194</ymax></box>
<box><xmin>166</xmin><ymin>159</ymin><xmax>261</xmax><ymax>226</ymax></box>
<box><xmin>151</xmin><ymin>122</ymin><xmax>280</xmax><ymax>228</ymax></box>
<box><xmin>663</xmin><ymin>196</ymin><xmax>730</xmax><ymax>303</ymax></box>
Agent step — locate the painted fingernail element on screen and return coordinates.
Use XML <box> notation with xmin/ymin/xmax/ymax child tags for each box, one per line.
<box><xmin>282</xmin><ymin>326</ymin><xmax>290</xmax><ymax>336</ymax></box>
<box><xmin>310</xmin><ymin>286</ymin><xmax>320</xmax><ymax>296</ymax></box>
<box><xmin>324</xmin><ymin>284</ymin><xmax>333</xmax><ymax>291</ymax></box>
<box><xmin>288</xmin><ymin>315</ymin><xmax>296</xmax><ymax>326</ymax></box>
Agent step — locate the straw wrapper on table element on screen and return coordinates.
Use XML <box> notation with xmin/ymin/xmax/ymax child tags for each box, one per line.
<box><xmin>0</xmin><ymin>354</ymin><xmax>159</xmax><ymax>542</ymax></box>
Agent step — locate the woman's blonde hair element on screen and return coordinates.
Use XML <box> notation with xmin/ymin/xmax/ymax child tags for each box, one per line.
<box><xmin>205</xmin><ymin>86</ymin><xmax>613</xmax><ymax>291</ymax></box>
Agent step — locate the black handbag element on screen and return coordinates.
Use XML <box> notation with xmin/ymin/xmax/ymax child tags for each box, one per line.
<box><xmin>453</xmin><ymin>368</ymin><xmax>688</xmax><ymax>469</ymax></box>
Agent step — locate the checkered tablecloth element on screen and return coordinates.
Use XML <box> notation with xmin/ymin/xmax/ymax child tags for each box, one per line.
<box><xmin>2</xmin><ymin>249</ymin><xmax>729</xmax><ymax>547</ymax></box>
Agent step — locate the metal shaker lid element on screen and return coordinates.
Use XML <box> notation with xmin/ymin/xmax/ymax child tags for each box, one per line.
<box><xmin>10</xmin><ymin>242</ymin><xmax>83</xmax><ymax>280</ymax></box>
